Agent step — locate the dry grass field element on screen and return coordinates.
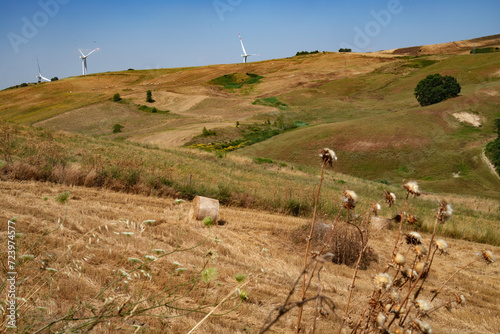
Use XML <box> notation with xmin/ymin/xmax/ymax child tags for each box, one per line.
<box><xmin>0</xmin><ymin>180</ymin><xmax>499</xmax><ymax>333</ymax></box>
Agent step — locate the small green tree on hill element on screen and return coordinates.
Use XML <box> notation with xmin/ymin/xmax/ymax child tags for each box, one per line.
<box><xmin>112</xmin><ymin>124</ymin><xmax>124</xmax><ymax>133</ymax></box>
<box><xmin>414</xmin><ymin>74</ymin><xmax>461</xmax><ymax>106</ymax></box>
<box><xmin>146</xmin><ymin>90</ymin><xmax>155</xmax><ymax>103</ymax></box>
<box><xmin>112</xmin><ymin>93</ymin><xmax>121</xmax><ymax>102</ymax></box>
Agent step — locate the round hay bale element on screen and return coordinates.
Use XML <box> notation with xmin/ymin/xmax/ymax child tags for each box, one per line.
<box><xmin>291</xmin><ymin>221</ymin><xmax>378</xmax><ymax>269</ymax></box>
<box><xmin>370</xmin><ymin>216</ymin><xmax>393</xmax><ymax>230</ymax></box>
<box><xmin>192</xmin><ymin>196</ymin><xmax>219</xmax><ymax>222</ymax></box>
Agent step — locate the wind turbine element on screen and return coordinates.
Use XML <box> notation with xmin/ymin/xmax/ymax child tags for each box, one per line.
<box><xmin>78</xmin><ymin>47</ymin><xmax>100</xmax><ymax>75</ymax></box>
<box><xmin>36</xmin><ymin>57</ymin><xmax>50</xmax><ymax>83</ymax></box>
<box><xmin>238</xmin><ymin>33</ymin><xmax>259</xmax><ymax>63</ymax></box>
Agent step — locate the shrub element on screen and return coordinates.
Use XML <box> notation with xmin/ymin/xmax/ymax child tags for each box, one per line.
<box><xmin>201</xmin><ymin>127</ymin><xmax>216</xmax><ymax>137</ymax></box>
<box><xmin>112</xmin><ymin>124</ymin><xmax>124</xmax><ymax>133</ymax></box>
<box><xmin>414</xmin><ymin>74</ymin><xmax>461</xmax><ymax>106</ymax></box>
<box><xmin>295</xmin><ymin>50</ymin><xmax>320</xmax><ymax>56</ymax></box>
<box><xmin>338</xmin><ymin>48</ymin><xmax>352</xmax><ymax>52</ymax></box>
<box><xmin>253</xmin><ymin>157</ymin><xmax>273</xmax><ymax>164</ymax></box>
<box><xmin>51</xmin><ymin>77</ymin><xmax>59</xmax><ymax>81</ymax></box>
<box><xmin>252</xmin><ymin>97</ymin><xmax>287</xmax><ymax>110</ymax></box>
<box><xmin>209</xmin><ymin>73</ymin><xmax>263</xmax><ymax>89</ymax></box>
<box><xmin>146</xmin><ymin>90</ymin><xmax>155</xmax><ymax>103</ymax></box>
<box><xmin>470</xmin><ymin>47</ymin><xmax>499</xmax><ymax>54</ymax></box>
<box><xmin>112</xmin><ymin>93</ymin><xmax>121</xmax><ymax>102</ymax></box>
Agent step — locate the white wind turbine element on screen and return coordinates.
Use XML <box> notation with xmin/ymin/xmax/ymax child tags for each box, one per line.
<box><xmin>78</xmin><ymin>47</ymin><xmax>100</xmax><ymax>75</ymax></box>
<box><xmin>36</xmin><ymin>57</ymin><xmax>50</xmax><ymax>83</ymax></box>
<box><xmin>238</xmin><ymin>33</ymin><xmax>259</xmax><ymax>63</ymax></box>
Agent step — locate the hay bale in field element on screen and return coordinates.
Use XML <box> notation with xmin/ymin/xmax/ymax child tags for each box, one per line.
<box><xmin>192</xmin><ymin>196</ymin><xmax>219</xmax><ymax>222</ymax></box>
<box><xmin>292</xmin><ymin>221</ymin><xmax>378</xmax><ymax>270</ymax></box>
<box><xmin>370</xmin><ymin>216</ymin><xmax>393</xmax><ymax>230</ymax></box>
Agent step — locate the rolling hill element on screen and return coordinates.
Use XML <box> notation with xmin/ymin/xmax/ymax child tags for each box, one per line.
<box><xmin>0</xmin><ymin>35</ymin><xmax>499</xmax><ymax>333</ymax></box>
<box><xmin>1</xmin><ymin>35</ymin><xmax>499</xmax><ymax>200</ymax></box>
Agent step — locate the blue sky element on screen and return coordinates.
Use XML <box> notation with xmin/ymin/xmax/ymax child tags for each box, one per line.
<box><xmin>0</xmin><ymin>0</ymin><xmax>498</xmax><ymax>90</ymax></box>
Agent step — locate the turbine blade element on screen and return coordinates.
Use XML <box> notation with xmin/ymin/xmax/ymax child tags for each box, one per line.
<box><xmin>86</xmin><ymin>47</ymin><xmax>100</xmax><ymax>57</ymax></box>
<box><xmin>239</xmin><ymin>33</ymin><xmax>247</xmax><ymax>56</ymax></box>
<box><xmin>37</xmin><ymin>57</ymin><xmax>41</xmax><ymax>74</ymax></box>
<box><xmin>41</xmin><ymin>76</ymin><xmax>50</xmax><ymax>82</ymax></box>
<box><xmin>78</xmin><ymin>48</ymin><xmax>85</xmax><ymax>57</ymax></box>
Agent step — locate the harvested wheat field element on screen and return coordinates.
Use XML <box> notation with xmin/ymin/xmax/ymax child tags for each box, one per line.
<box><xmin>1</xmin><ymin>180</ymin><xmax>498</xmax><ymax>333</ymax></box>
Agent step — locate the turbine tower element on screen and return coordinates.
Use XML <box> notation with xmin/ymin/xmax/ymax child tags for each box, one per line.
<box><xmin>78</xmin><ymin>47</ymin><xmax>100</xmax><ymax>75</ymax></box>
<box><xmin>239</xmin><ymin>33</ymin><xmax>259</xmax><ymax>63</ymax></box>
<box><xmin>36</xmin><ymin>57</ymin><xmax>50</xmax><ymax>83</ymax></box>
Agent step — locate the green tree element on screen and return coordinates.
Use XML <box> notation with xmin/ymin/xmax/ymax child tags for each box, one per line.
<box><xmin>112</xmin><ymin>124</ymin><xmax>124</xmax><ymax>133</ymax></box>
<box><xmin>112</xmin><ymin>93</ymin><xmax>121</xmax><ymax>102</ymax></box>
<box><xmin>146</xmin><ymin>90</ymin><xmax>154</xmax><ymax>103</ymax></box>
<box><xmin>414</xmin><ymin>74</ymin><xmax>461</xmax><ymax>106</ymax></box>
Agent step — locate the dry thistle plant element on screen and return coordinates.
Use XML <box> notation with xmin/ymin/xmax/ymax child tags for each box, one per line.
<box><xmin>260</xmin><ymin>153</ymin><xmax>497</xmax><ymax>334</ymax></box>
<box><xmin>347</xmin><ymin>194</ymin><xmax>496</xmax><ymax>334</ymax></box>
<box><xmin>295</xmin><ymin>148</ymin><xmax>339</xmax><ymax>332</ymax></box>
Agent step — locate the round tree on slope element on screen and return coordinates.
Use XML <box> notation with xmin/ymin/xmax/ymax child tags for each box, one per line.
<box><xmin>414</xmin><ymin>74</ymin><xmax>461</xmax><ymax>106</ymax></box>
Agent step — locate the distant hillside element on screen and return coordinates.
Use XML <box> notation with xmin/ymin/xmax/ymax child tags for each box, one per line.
<box><xmin>381</xmin><ymin>33</ymin><xmax>500</xmax><ymax>56</ymax></box>
<box><xmin>1</xmin><ymin>36</ymin><xmax>499</xmax><ymax>200</ymax></box>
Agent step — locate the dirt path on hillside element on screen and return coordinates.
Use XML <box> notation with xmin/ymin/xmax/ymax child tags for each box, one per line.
<box><xmin>482</xmin><ymin>151</ymin><xmax>500</xmax><ymax>179</ymax></box>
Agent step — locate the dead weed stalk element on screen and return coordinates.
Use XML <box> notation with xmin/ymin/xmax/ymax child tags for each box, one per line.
<box><xmin>261</xmin><ymin>149</ymin><xmax>496</xmax><ymax>334</ymax></box>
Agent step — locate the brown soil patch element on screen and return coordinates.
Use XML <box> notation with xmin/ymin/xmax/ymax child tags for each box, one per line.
<box><xmin>452</xmin><ymin>112</ymin><xmax>481</xmax><ymax>127</ymax></box>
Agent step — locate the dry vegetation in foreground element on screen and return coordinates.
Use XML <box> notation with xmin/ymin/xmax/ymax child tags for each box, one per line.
<box><xmin>0</xmin><ymin>179</ymin><xmax>499</xmax><ymax>333</ymax></box>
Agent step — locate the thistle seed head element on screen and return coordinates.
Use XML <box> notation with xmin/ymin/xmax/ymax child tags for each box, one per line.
<box><xmin>320</xmin><ymin>148</ymin><xmax>337</xmax><ymax>166</ymax></box>
<box><xmin>403</xmin><ymin>181</ymin><xmax>421</xmax><ymax>196</ymax></box>
<box><xmin>435</xmin><ymin>239</ymin><xmax>448</xmax><ymax>254</ymax></box>
<box><xmin>401</xmin><ymin>268</ymin><xmax>419</xmax><ymax>282</ymax></box>
<box><xmin>415</xmin><ymin>262</ymin><xmax>426</xmax><ymax>274</ymax></box>
<box><xmin>393</xmin><ymin>326</ymin><xmax>404</xmax><ymax>334</ymax></box>
<box><xmin>456</xmin><ymin>294</ymin><xmax>466</xmax><ymax>305</ymax></box>
<box><xmin>415</xmin><ymin>299</ymin><xmax>430</xmax><ymax>314</ymax></box>
<box><xmin>343</xmin><ymin>190</ymin><xmax>358</xmax><ymax>209</ymax></box>
<box><xmin>406</xmin><ymin>231</ymin><xmax>423</xmax><ymax>245</ymax></box>
<box><xmin>393</xmin><ymin>253</ymin><xmax>406</xmax><ymax>266</ymax></box>
<box><xmin>481</xmin><ymin>250</ymin><xmax>496</xmax><ymax>263</ymax></box>
<box><xmin>413</xmin><ymin>319</ymin><xmax>432</xmax><ymax>333</ymax></box>
<box><xmin>438</xmin><ymin>200</ymin><xmax>453</xmax><ymax>223</ymax></box>
<box><xmin>377</xmin><ymin>312</ymin><xmax>386</xmax><ymax>327</ymax></box>
<box><xmin>407</xmin><ymin>214</ymin><xmax>418</xmax><ymax>225</ymax></box>
<box><xmin>390</xmin><ymin>289</ymin><xmax>401</xmax><ymax>302</ymax></box>
<box><xmin>384</xmin><ymin>190</ymin><xmax>396</xmax><ymax>207</ymax></box>
<box><xmin>374</xmin><ymin>273</ymin><xmax>392</xmax><ymax>291</ymax></box>
<box><xmin>415</xmin><ymin>244</ymin><xmax>428</xmax><ymax>257</ymax></box>
<box><xmin>372</xmin><ymin>202</ymin><xmax>381</xmax><ymax>215</ymax></box>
